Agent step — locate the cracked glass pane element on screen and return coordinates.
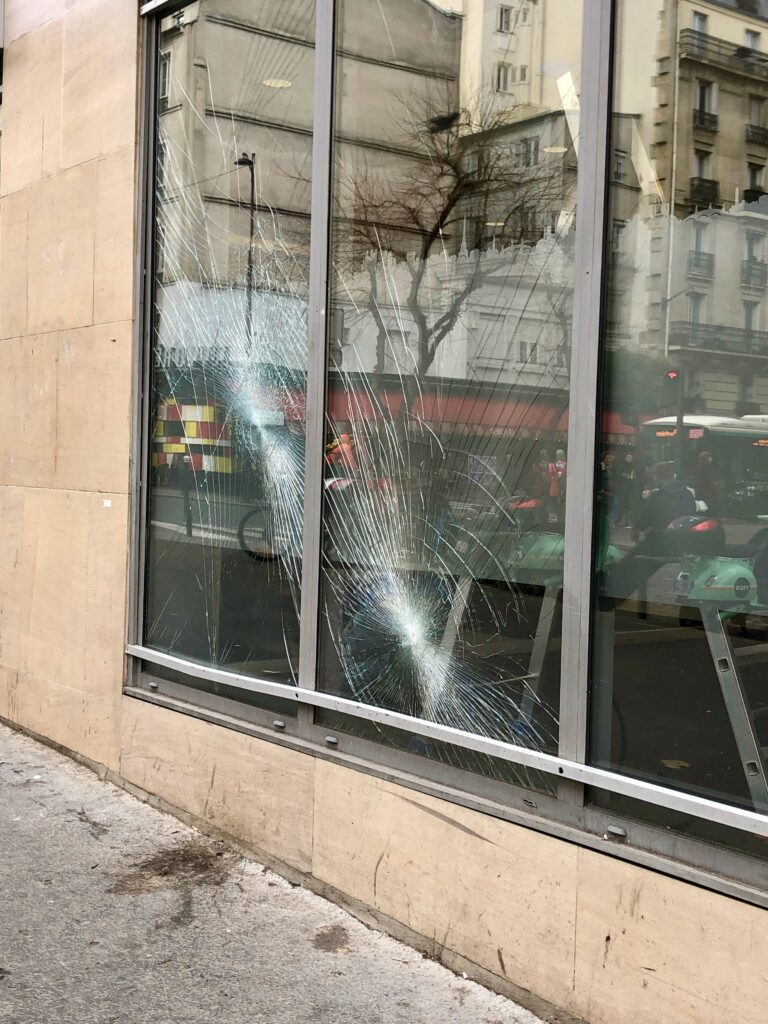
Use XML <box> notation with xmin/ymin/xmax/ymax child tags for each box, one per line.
<box><xmin>316</xmin><ymin>0</ymin><xmax>582</xmax><ymax>781</ymax></box>
<box><xmin>143</xmin><ymin>0</ymin><xmax>315</xmax><ymax>687</ymax></box>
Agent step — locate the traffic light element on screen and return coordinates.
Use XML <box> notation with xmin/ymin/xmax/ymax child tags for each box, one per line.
<box><xmin>664</xmin><ymin>368</ymin><xmax>680</xmax><ymax>383</ymax></box>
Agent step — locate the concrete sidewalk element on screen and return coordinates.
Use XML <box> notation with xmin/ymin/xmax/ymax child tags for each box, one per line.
<box><xmin>0</xmin><ymin>723</ymin><xmax>545</xmax><ymax>1024</ymax></box>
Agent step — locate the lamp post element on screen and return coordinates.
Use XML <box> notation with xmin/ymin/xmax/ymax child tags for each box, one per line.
<box><xmin>661</xmin><ymin>286</ymin><xmax>691</xmax><ymax>477</ymax></box>
<box><xmin>235</xmin><ymin>152</ymin><xmax>256</xmax><ymax>342</ymax></box>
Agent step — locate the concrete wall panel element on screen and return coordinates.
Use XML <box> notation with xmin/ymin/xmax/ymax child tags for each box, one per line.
<box><xmin>572</xmin><ymin>848</ymin><xmax>768</xmax><ymax>1024</ymax></box>
<box><xmin>0</xmin><ymin>334</ymin><xmax>59</xmax><ymax>488</ymax></box>
<box><xmin>0</xmin><ymin>486</ymin><xmax>126</xmax><ymax>771</ymax></box>
<box><xmin>0</xmin><ymin>190</ymin><xmax>31</xmax><ymax>339</ymax></box>
<box><xmin>56</xmin><ymin>323</ymin><xmax>133</xmax><ymax>494</ymax></box>
<box><xmin>120</xmin><ymin>700</ymin><xmax>316</xmax><ymax>874</ymax></box>
<box><xmin>26</xmin><ymin>162</ymin><xmax>97</xmax><ymax>335</ymax></box>
<box><xmin>3</xmin><ymin>0</ymin><xmax>65</xmax><ymax>47</ymax></box>
<box><xmin>312</xmin><ymin>759</ymin><xmax>578</xmax><ymax>1009</ymax></box>
<box><xmin>60</xmin><ymin>0</ymin><xmax>139</xmax><ymax>169</ymax></box>
<box><xmin>0</xmin><ymin>20</ymin><xmax>63</xmax><ymax>195</ymax></box>
<box><xmin>94</xmin><ymin>149</ymin><xmax>137</xmax><ymax>326</ymax></box>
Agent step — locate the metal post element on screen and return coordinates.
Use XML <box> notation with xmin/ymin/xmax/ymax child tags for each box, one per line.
<box><xmin>127</xmin><ymin>11</ymin><xmax>160</xmax><ymax>663</ymax></box>
<box><xmin>675</xmin><ymin>366</ymin><xmax>686</xmax><ymax>478</ymax></box>
<box><xmin>247</xmin><ymin>155</ymin><xmax>255</xmax><ymax>342</ymax></box>
<box><xmin>700</xmin><ymin>606</ymin><xmax>768</xmax><ymax>811</ymax></box>
<box><xmin>235</xmin><ymin>153</ymin><xmax>256</xmax><ymax>343</ymax></box>
<box><xmin>558</xmin><ymin>0</ymin><xmax>614</xmax><ymax>769</ymax></box>
<box><xmin>297</xmin><ymin>0</ymin><xmax>336</xmax><ymax>694</ymax></box>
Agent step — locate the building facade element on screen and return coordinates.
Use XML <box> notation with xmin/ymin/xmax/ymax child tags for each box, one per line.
<box><xmin>2</xmin><ymin>2</ymin><xmax>768</xmax><ymax>1022</ymax></box>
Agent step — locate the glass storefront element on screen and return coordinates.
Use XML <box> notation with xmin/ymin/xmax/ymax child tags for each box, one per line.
<box><xmin>134</xmin><ymin>0</ymin><xmax>768</xmax><ymax>882</ymax></box>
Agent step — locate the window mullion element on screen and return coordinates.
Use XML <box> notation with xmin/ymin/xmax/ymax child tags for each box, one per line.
<box><xmin>558</xmin><ymin>0</ymin><xmax>614</xmax><ymax>770</ymax></box>
<box><xmin>297</xmin><ymin>0</ymin><xmax>336</xmax><ymax>692</ymax></box>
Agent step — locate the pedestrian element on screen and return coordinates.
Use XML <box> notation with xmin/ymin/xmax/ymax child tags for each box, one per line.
<box><xmin>598</xmin><ymin>449</ymin><xmax>616</xmax><ymax>521</ymax></box>
<box><xmin>693</xmin><ymin>450</ymin><xmax>718</xmax><ymax>512</ymax></box>
<box><xmin>549</xmin><ymin>448</ymin><xmax>567</xmax><ymax>523</ymax></box>
<box><xmin>531</xmin><ymin>446</ymin><xmax>551</xmax><ymax>500</ymax></box>
<box><xmin>637</xmin><ymin>461</ymin><xmax>696</xmax><ymax>533</ymax></box>
<box><xmin>617</xmin><ymin>450</ymin><xmax>636</xmax><ymax>527</ymax></box>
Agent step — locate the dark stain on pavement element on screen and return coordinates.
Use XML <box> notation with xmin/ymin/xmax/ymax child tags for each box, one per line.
<box><xmin>169</xmin><ymin>889</ymin><xmax>195</xmax><ymax>928</ymax></box>
<box><xmin>77</xmin><ymin>807</ymin><xmax>109</xmax><ymax>839</ymax></box>
<box><xmin>109</xmin><ymin>839</ymin><xmax>232</xmax><ymax>895</ymax></box>
<box><xmin>313</xmin><ymin>924</ymin><xmax>351</xmax><ymax>953</ymax></box>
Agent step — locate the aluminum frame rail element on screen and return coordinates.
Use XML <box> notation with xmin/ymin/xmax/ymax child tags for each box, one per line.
<box><xmin>127</xmin><ymin>642</ymin><xmax>768</xmax><ymax>838</ymax></box>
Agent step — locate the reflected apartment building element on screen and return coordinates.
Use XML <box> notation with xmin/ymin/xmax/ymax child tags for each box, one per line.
<box><xmin>610</xmin><ymin>0</ymin><xmax>768</xmax><ymax>418</ymax></box>
<box><xmin>155</xmin><ymin>0</ymin><xmax>578</xmax><ymax>466</ymax></box>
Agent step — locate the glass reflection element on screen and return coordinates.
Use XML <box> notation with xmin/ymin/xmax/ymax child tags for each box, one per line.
<box><xmin>144</xmin><ymin>1</ymin><xmax>315</xmax><ymax>684</ymax></box>
<box><xmin>593</xmin><ymin>0</ymin><xmax>768</xmax><ymax>825</ymax></box>
<box><xmin>317</xmin><ymin>0</ymin><xmax>583</xmax><ymax>776</ymax></box>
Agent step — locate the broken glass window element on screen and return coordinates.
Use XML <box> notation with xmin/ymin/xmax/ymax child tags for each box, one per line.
<box><xmin>144</xmin><ymin>0</ymin><xmax>316</xmax><ymax>686</ymax></box>
<box><xmin>316</xmin><ymin>0</ymin><xmax>583</xmax><ymax>780</ymax></box>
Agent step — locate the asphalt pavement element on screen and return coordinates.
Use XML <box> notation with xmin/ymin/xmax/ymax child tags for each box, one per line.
<box><xmin>0</xmin><ymin>722</ymin><xmax>544</xmax><ymax>1024</ymax></box>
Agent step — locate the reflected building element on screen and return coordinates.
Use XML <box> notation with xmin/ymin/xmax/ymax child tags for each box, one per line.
<box><xmin>328</xmin><ymin>0</ymin><xmax>580</xmax><ymax>414</ymax></box>
<box><xmin>609</xmin><ymin>0</ymin><xmax>768</xmax><ymax>419</ymax></box>
<box><xmin>156</xmin><ymin>0</ymin><xmax>577</xmax><ymax>403</ymax></box>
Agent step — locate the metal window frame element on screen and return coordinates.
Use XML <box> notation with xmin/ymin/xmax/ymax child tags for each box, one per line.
<box><xmin>126</xmin><ymin>642</ymin><xmax>768</xmax><ymax>838</ymax></box>
<box><xmin>130</xmin><ymin>0</ymin><xmax>768</xmax><ymax>888</ymax></box>
<box><xmin>126</xmin><ymin>679</ymin><xmax>768</xmax><ymax>904</ymax></box>
<box><xmin>297</xmin><ymin>0</ymin><xmax>335</xmax><ymax>695</ymax></box>
<box><xmin>126</xmin><ymin>11</ymin><xmax>161</xmax><ymax>676</ymax></box>
<box><xmin>558</xmin><ymin>0</ymin><xmax>613</xmax><ymax>769</ymax></box>
<box><xmin>140</xmin><ymin>0</ymin><xmax>185</xmax><ymax>15</ymax></box>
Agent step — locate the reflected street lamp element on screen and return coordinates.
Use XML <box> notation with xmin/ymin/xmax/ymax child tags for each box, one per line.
<box><xmin>235</xmin><ymin>152</ymin><xmax>256</xmax><ymax>342</ymax></box>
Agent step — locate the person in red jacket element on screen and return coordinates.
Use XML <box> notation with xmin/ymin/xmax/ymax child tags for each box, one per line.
<box><xmin>325</xmin><ymin>431</ymin><xmax>359</xmax><ymax>476</ymax></box>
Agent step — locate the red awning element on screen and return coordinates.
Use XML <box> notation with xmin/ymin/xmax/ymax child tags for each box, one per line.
<box><xmin>600</xmin><ymin>411</ymin><xmax>635</xmax><ymax>436</ymax></box>
<box><xmin>287</xmin><ymin>382</ymin><xmax>637</xmax><ymax>440</ymax></box>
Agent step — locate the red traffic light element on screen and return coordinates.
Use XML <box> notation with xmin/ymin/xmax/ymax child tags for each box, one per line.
<box><xmin>664</xmin><ymin>368</ymin><xmax>680</xmax><ymax>382</ymax></box>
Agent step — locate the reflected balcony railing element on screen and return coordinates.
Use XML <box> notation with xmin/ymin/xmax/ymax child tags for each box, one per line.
<box><xmin>687</xmin><ymin>250</ymin><xmax>715</xmax><ymax>277</ymax></box>
<box><xmin>669</xmin><ymin>320</ymin><xmax>768</xmax><ymax>355</ymax></box>
<box><xmin>679</xmin><ymin>29</ymin><xmax>768</xmax><ymax>79</ymax></box>
<box><xmin>742</xmin><ymin>258</ymin><xmax>768</xmax><ymax>288</ymax></box>
<box><xmin>746</xmin><ymin>123</ymin><xmax>768</xmax><ymax>146</ymax></box>
<box><xmin>689</xmin><ymin>177</ymin><xmax>720</xmax><ymax>206</ymax></box>
<box><xmin>693</xmin><ymin>108</ymin><xmax>718</xmax><ymax>132</ymax></box>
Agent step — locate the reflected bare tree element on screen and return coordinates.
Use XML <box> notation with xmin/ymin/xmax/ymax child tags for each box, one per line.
<box><xmin>331</xmin><ymin>92</ymin><xmax>575</xmax><ymax>378</ymax></box>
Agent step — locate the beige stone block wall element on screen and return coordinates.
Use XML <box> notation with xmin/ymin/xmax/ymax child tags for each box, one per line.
<box><xmin>119</xmin><ymin>698</ymin><xmax>768</xmax><ymax>1024</ymax></box>
<box><xmin>120</xmin><ymin>700</ymin><xmax>316</xmax><ymax>874</ymax></box>
<box><xmin>0</xmin><ymin>0</ymin><xmax>139</xmax><ymax>771</ymax></box>
<box><xmin>572</xmin><ymin>849</ymin><xmax>768</xmax><ymax>1024</ymax></box>
<box><xmin>312</xmin><ymin>758</ymin><xmax>578</xmax><ymax>1009</ymax></box>
<box><xmin>0</xmin><ymin>487</ymin><xmax>127</xmax><ymax>770</ymax></box>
